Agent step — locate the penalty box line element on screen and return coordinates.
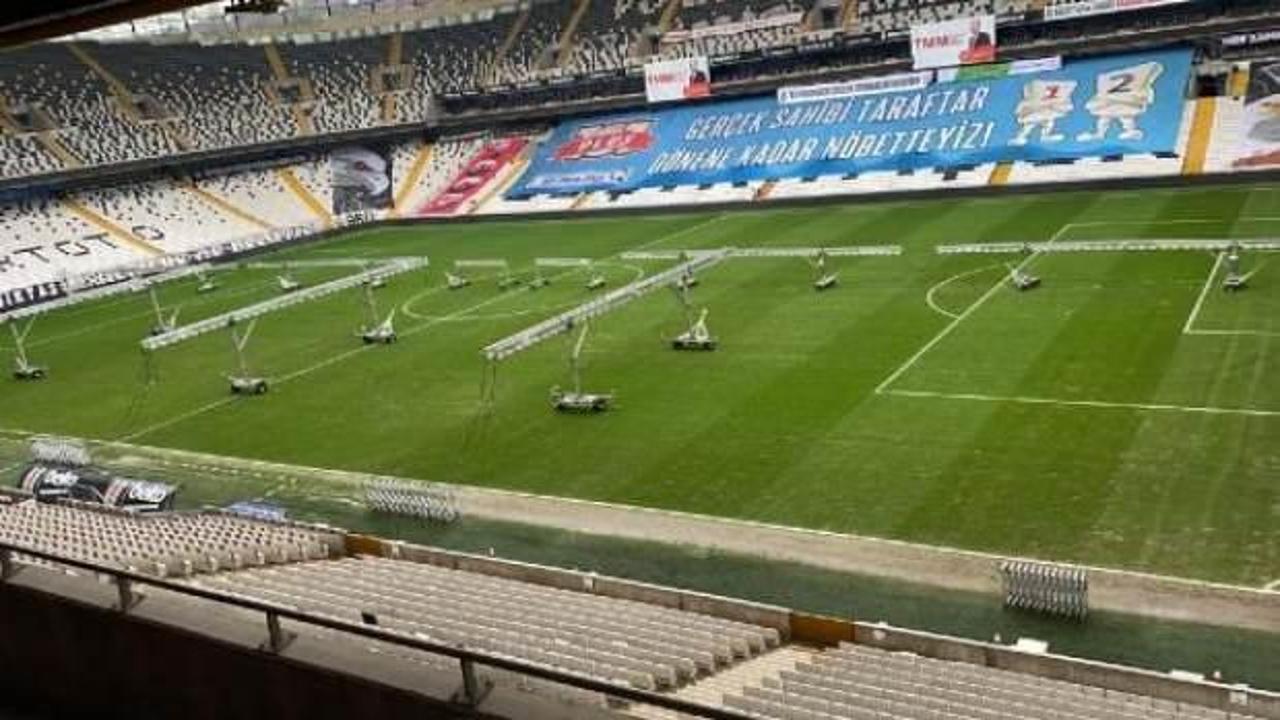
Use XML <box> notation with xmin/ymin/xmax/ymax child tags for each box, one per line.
<box><xmin>1183</xmin><ymin>252</ymin><xmax>1280</xmax><ymax>338</ymax></box>
<box><xmin>883</xmin><ymin>388</ymin><xmax>1280</xmax><ymax>418</ymax></box>
<box><xmin>1066</xmin><ymin>216</ymin><xmax>1280</xmax><ymax>229</ymax></box>
<box><xmin>1182</xmin><ymin>251</ymin><xmax>1225</xmax><ymax>335</ymax></box>
<box><xmin>875</xmin><ymin>224</ymin><xmax>1066</xmax><ymax>395</ymax></box>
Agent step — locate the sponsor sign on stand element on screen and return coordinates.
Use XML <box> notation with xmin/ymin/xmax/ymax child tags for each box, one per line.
<box><xmin>910</xmin><ymin>15</ymin><xmax>997</xmax><ymax>70</ymax></box>
<box><xmin>644</xmin><ymin>57</ymin><xmax>712</xmax><ymax>103</ymax></box>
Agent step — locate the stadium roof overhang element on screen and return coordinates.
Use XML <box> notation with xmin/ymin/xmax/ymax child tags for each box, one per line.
<box><xmin>0</xmin><ymin>0</ymin><xmax>211</xmax><ymax>48</ymax></box>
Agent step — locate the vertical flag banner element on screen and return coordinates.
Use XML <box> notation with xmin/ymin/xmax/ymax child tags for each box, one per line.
<box><xmin>910</xmin><ymin>15</ymin><xmax>997</xmax><ymax>70</ymax></box>
<box><xmin>1234</xmin><ymin>61</ymin><xmax>1280</xmax><ymax>170</ymax></box>
<box><xmin>645</xmin><ymin>57</ymin><xmax>712</xmax><ymax>103</ymax></box>
<box><xmin>331</xmin><ymin>145</ymin><xmax>393</xmax><ymax>215</ymax></box>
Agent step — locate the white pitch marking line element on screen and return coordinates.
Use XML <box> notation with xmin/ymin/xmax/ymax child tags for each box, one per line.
<box><xmin>16</xmin><ymin>279</ymin><xmax>274</xmax><ymax>350</ymax></box>
<box><xmin>1185</xmin><ymin>328</ymin><xmax>1280</xmax><ymax>338</ymax></box>
<box><xmin>398</xmin><ymin>270</ymin><xmax>506</xmax><ymax>320</ymax></box>
<box><xmin>121</xmin><ymin>229</ymin><xmax>688</xmax><ymax>442</ymax></box>
<box><xmin>924</xmin><ymin>264</ymin><xmax>1004</xmax><ymax>320</ymax></box>
<box><xmin>1066</xmin><ymin>216</ymin><xmax>1280</xmax><ymax>229</ymax></box>
<box><xmin>120</xmin><ymin>279</ymin><xmax>563</xmax><ymax>442</ymax></box>
<box><xmin>876</xmin><ymin>224</ymin><xmax>1063</xmax><ymax>395</ymax></box>
<box><xmin>123</xmin><ymin>256</ymin><xmax>618</xmax><ymax>441</ymax></box>
<box><xmin>875</xmin><ymin>273</ymin><xmax>1008</xmax><ymax>395</ymax></box>
<box><xmin>629</xmin><ymin>213</ymin><xmax>730</xmax><ymax>252</ymax></box>
<box><xmin>884</xmin><ymin>388</ymin><xmax>1280</xmax><ymax>418</ymax></box>
<box><xmin>1265</xmin><ymin>579</ymin><xmax>1280</xmax><ymax>591</ymax></box>
<box><xmin>1182</xmin><ymin>252</ymin><xmax>1224</xmax><ymax>335</ymax></box>
<box><xmin>117</xmin><ymin>395</ymin><xmax>232</xmax><ymax>443</ymax></box>
<box><xmin>1046</xmin><ymin>221</ymin><xmax>1077</xmax><ymax>243</ymax></box>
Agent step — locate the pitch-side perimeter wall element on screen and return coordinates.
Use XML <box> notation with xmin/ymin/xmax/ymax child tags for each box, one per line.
<box><xmin>3</xmin><ymin>531</ymin><xmax>1276</xmax><ymax>718</ymax></box>
<box><xmin>56</xmin><ymin>435</ymin><xmax>1280</xmax><ymax>637</ymax></box>
<box><xmin>360</xmin><ymin>537</ymin><xmax>1280</xmax><ymax>718</ymax></box>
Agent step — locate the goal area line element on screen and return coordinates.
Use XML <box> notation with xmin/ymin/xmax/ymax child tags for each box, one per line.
<box><xmin>881</xmin><ymin>224</ymin><xmax>1277</xmax><ymax>413</ymax></box>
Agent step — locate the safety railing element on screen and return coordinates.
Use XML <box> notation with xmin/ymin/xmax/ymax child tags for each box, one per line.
<box><xmin>0</xmin><ymin>539</ymin><xmax>752</xmax><ymax>719</ymax></box>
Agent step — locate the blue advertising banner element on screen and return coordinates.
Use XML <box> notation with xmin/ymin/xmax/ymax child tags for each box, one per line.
<box><xmin>509</xmin><ymin>48</ymin><xmax>1192</xmax><ymax>198</ymax></box>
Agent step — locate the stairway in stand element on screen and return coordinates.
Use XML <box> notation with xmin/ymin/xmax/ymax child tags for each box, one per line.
<box><xmin>630</xmin><ymin>645</ymin><xmax>816</xmax><ymax>719</ymax></box>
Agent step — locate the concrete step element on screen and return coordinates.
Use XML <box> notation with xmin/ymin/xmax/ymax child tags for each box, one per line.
<box><xmin>629</xmin><ymin>645</ymin><xmax>818</xmax><ymax>719</ymax></box>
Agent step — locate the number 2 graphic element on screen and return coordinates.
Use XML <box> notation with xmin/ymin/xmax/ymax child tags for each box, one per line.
<box><xmin>1108</xmin><ymin>73</ymin><xmax>1135</xmax><ymax>94</ymax></box>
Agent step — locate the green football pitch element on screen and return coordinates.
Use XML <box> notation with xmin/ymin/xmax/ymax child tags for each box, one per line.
<box><xmin>2</xmin><ymin>183</ymin><xmax>1277</xmax><ymax>587</ymax></box>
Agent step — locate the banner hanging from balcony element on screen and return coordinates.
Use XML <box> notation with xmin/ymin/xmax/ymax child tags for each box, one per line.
<box><xmin>508</xmin><ymin>48</ymin><xmax>1192</xmax><ymax>198</ymax></box>
<box><xmin>1233</xmin><ymin>61</ymin><xmax>1280</xmax><ymax>171</ymax></box>
<box><xmin>909</xmin><ymin>15</ymin><xmax>996</xmax><ymax>70</ymax></box>
<box><xmin>419</xmin><ymin>137</ymin><xmax>528</xmax><ymax>215</ymax></box>
<box><xmin>331</xmin><ymin>144</ymin><xmax>393</xmax><ymax>216</ymax></box>
<box><xmin>645</xmin><ymin>56</ymin><xmax>712</xmax><ymax>103</ymax></box>
<box><xmin>661</xmin><ymin>12</ymin><xmax>804</xmax><ymax>44</ymax></box>
<box><xmin>1044</xmin><ymin>0</ymin><xmax>1189</xmax><ymax>21</ymax></box>
<box><xmin>777</xmin><ymin>72</ymin><xmax>933</xmax><ymax>105</ymax></box>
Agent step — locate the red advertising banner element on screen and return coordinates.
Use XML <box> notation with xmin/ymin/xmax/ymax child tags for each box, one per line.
<box><xmin>420</xmin><ymin>137</ymin><xmax>528</xmax><ymax>215</ymax></box>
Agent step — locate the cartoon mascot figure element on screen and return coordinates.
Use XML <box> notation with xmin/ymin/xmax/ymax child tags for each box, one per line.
<box><xmin>1077</xmin><ymin>61</ymin><xmax>1163</xmax><ymax>142</ymax></box>
<box><xmin>1011</xmin><ymin>79</ymin><xmax>1077</xmax><ymax>146</ymax></box>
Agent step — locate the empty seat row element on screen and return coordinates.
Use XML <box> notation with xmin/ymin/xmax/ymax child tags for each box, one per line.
<box><xmin>192</xmin><ymin>554</ymin><xmax>780</xmax><ymax>691</ymax></box>
<box><xmin>723</xmin><ymin>642</ymin><xmax>1233</xmax><ymax>720</ymax></box>
<box><xmin>0</xmin><ymin>500</ymin><xmax>343</xmax><ymax>577</ymax></box>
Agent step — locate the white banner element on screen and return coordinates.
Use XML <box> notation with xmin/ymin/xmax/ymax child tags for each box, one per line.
<box><xmin>1044</xmin><ymin>0</ymin><xmax>1189</xmax><ymax>21</ymax></box>
<box><xmin>661</xmin><ymin>12</ymin><xmax>804</xmax><ymax>44</ymax></box>
<box><xmin>644</xmin><ymin>56</ymin><xmax>712</xmax><ymax>103</ymax></box>
<box><xmin>1221</xmin><ymin>28</ymin><xmax>1280</xmax><ymax>48</ymax></box>
<box><xmin>777</xmin><ymin>71</ymin><xmax>933</xmax><ymax>105</ymax></box>
<box><xmin>909</xmin><ymin>15</ymin><xmax>996</xmax><ymax>70</ymax></box>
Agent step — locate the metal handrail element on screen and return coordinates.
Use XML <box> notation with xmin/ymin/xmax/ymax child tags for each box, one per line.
<box><xmin>0</xmin><ymin>540</ymin><xmax>753</xmax><ymax>720</ymax></box>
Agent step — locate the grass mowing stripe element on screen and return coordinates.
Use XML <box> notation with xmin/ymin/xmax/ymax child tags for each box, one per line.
<box><xmin>121</xmin><ymin>267</ymin><xmax>587</xmax><ymax>443</ymax></box>
<box><xmin>4</xmin><ymin>185</ymin><xmax>1277</xmax><ymax>587</ymax></box>
<box><xmin>16</xmin><ymin>279</ymin><xmax>277</xmax><ymax>350</ymax></box>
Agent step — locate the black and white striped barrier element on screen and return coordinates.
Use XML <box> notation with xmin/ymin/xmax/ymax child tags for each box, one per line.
<box><xmin>4</xmin><ymin>264</ymin><xmax>213</xmax><ymax>322</ymax></box>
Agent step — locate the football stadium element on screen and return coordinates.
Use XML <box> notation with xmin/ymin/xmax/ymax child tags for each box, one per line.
<box><xmin>0</xmin><ymin>1</ymin><xmax>1277</xmax><ymax>718</ymax></box>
